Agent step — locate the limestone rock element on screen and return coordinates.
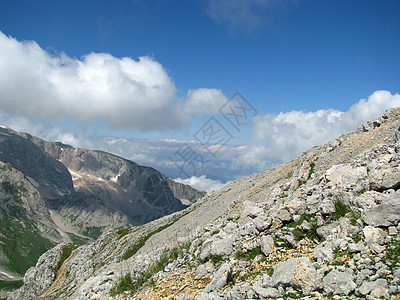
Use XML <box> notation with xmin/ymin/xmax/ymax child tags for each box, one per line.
<box><xmin>323</xmin><ymin>268</ymin><xmax>356</xmax><ymax>296</ymax></box>
<box><xmin>363</xmin><ymin>194</ymin><xmax>400</xmax><ymax>227</ymax></box>
<box><xmin>272</xmin><ymin>257</ymin><xmax>317</xmax><ymax>294</ymax></box>
<box><xmin>204</xmin><ymin>262</ymin><xmax>232</xmax><ymax>292</ymax></box>
<box><xmin>260</xmin><ymin>235</ymin><xmax>275</xmax><ymax>257</ymax></box>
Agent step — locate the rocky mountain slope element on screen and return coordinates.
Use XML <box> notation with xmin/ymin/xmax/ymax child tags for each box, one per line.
<box><xmin>0</xmin><ymin>126</ymin><xmax>203</xmax><ymax>298</ymax></box>
<box><xmin>9</xmin><ymin>108</ymin><xmax>400</xmax><ymax>300</ymax></box>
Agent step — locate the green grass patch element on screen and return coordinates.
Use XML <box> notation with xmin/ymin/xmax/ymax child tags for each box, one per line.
<box><xmin>117</xmin><ymin>228</ymin><xmax>131</xmax><ymax>238</ymax></box>
<box><xmin>333</xmin><ymin>198</ymin><xmax>349</xmax><ymax>218</ymax></box>
<box><xmin>357</xmin><ymin>189</ymin><xmax>367</xmax><ymax>195</ymax></box>
<box><xmin>293</xmin><ymin>227</ymin><xmax>306</xmax><ymax>240</ymax></box>
<box><xmin>209</xmin><ymin>255</ymin><xmax>224</xmax><ymax>264</ymax></box>
<box><xmin>0</xmin><ymin>280</ymin><xmax>23</xmax><ymax>291</ymax></box>
<box><xmin>1</xmin><ymin>181</ymin><xmax>26</xmax><ymax>199</ymax></box>
<box><xmin>56</xmin><ymin>244</ymin><xmax>79</xmax><ymax>271</ymax></box>
<box><xmin>308</xmin><ymin>162</ymin><xmax>315</xmax><ymax>179</ymax></box>
<box><xmin>111</xmin><ymin>242</ymin><xmax>191</xmax><ymax>296</ymax></box>
<box><xmin>0</xmin><ymin>215</ymin><xmax>55</xmax><ymax>275</ymax></box>
<box><xmin>235</xmin><ymin>246</ymin><xmax>263</xmax><ymax>261</ymax></box>
<box><xmin>123</xmin><ymin>213</ymin><xmax>188</xmax><ymax>260</ymax></box>
<box><xmin>83</xmin><ymin>226</ymin><xmax>104</xmax><ymax>239</ymax></box>
<box><xmin>325</xmin><ymin>198</ymin><xmax>362</xmax><ymax>226</ymax></box>
<box><xmin>385</xmin><ymin>239</ymin><xmax>400</xmax><ymax>270</ymax></box>
<box><xmin>66</xmin><ymin>233</ymin><xmax>90</xmax><ymax>245</ymax></box>
<box><xmin>286</xmin><ymin>214</ymin><xmax>320</xmax><ymax>242</ymax></box>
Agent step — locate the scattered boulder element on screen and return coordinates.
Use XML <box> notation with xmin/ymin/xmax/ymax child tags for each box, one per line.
<box><xmin>363</xmin><ymin>195</ymin><xmax>400</xmax><ymax>227</ymax></box>
<box><xmin>199</xmin><ymin>234</ymin><xmax>234</xmax><ymax>261</ymax></box>
<box><xmin>323</xmin><ymin>268</ymin><xmax>356</xmax><ymax>296</ymax></box>
<box><xmin>204</xmin><ymin>262</ymin><xmax>232</xmax><ymax>292</ymax></box>
<box><xmin>272</xmin><ymin>257</ymin><xmax>317</xmax><ymax>294</ymax></box>
<box><xmin>260</xmin><ymin>235</ymin><xmax>275</xmax><ymax>257</ymax></box>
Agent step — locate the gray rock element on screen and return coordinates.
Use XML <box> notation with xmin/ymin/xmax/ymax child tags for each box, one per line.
<box><xmin>363</xmin><ymin>226</ymin><xmax>386</xmax><ymax>245</ymax></box>
<box><xmin>316</xmin><ymin>222</ymin><xmax>339</xmax><ymax>241</ymax></box>
<box><xmin>260</xmin><ymin>235</ymin><xmax>275</xmax><ymax>257</ymax></box>
<box><xmin>358</xmin><ymin>278</ymin><xmax>388</xmax><ymax>296</ymax></box>
<box><xmin>363</xmin><ymin>195</ymin><xmax>400</xmax><ymax>227</ymax></box>
<box><xmin>388</xmin><ymin>226</ymin><xmax>398</xmax><ymax>235</ymax></box>
<box><xmin>196</xmin><ymin>262</ymin><xmax>215</xmax><ymax>279</ymax></box>
<box><xmin>348</xmin><ymin>241</ymin><xmax>366</xmax><ymax>253</ymax></box>
<box><xmin>300</xmin><ymin>220</ymin><xmax>313</xmax><ymax>231</ymax></box>
<box><xmin>272</xmin><ymin>257</ymin><xmax>316</xmax><ymax>294</ymax></box>
<box><xmin>253</xmin><ymin>285</ymin><xmax>279</xmax><ymax>298</ymax></box>
<box><xmin>313</xmin><ymin>242</ymin><xmax>333</xmax><ymax>264</ymax></box>
<box><xmin>242</xmin><ymin>201</ymin><xmax>263</xmax><ymax>218</ymax></box>
<box><xmin>275</xmin><ymin>208</ymin><xmax>292</xmax><ymax>222</ymax></box>
<box><xmin>204</xmin><ymin>262</ymin><xmax>232</xmax><ymax>292</ymax></box>
<box><xmin>369</xmin><ymin>167</ymin><xmax>400</xmax><ymax>191</ymax></box>
<box><xmin>323</xmin><ymin>268</ymin><xmax>356</xmax><ymax>296</ymax></box>
<box><xmin>253</xmin><ymin>216</ymin><xmax>272</xmax><ymax>232</ymax></box>
<box><xmin>8</xmin><ymin>243</ymin><xmax>65</xmax><ymax>299</ymax></box>
<box><xmin>370</xmin><ymin>286</ymin><xmax>389</xmax><ymax>299</ymax></box>
<box><xmin>199</xmin><ymin>234</ymin><xmax>234</xmax><ymax>261</ymax></box>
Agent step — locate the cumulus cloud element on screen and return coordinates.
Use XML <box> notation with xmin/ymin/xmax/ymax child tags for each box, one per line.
<box><xmin>184</xmin><ymin>88</ymin><xmax>228</xmax><ymax>115</ymax></box>
<box><xmin>0</xmin><ymin>32</ymin><xmax>232</xmax><ymax>131</ymax></box>
<box><xmin>234</xmin><ymin>90</ymin><xmax>400</xmax><ymax>170</ymax></box>
<box><xmin>174</xmin><ymin>175</ymin><xmax>226</xmax><ymax>192</ymax></box>
<box><xmin>207</xmin><ymin>0</ymin><xmax>276</xmax><ymax>30</ymax></box>
<box><xmin>0</xmin><ymin>114</ymin><xmax>91</xmax><ymax>148</ymax></box>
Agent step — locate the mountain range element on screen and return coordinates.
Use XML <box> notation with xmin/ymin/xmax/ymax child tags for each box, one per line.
<box><xmin>0</xmin><ymin>125</ymin><xmax>204</xmax><ymax>298</ymax></box>
<box><xmin>4</xmin><ymin>108</ymin><xmax>400</xmax><ymax>299</ymax></box>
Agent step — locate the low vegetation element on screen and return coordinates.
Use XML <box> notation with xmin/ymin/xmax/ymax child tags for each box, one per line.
<box><xmin>0</xmin><ymin>215</ymin><xmax>55</xmax><ymax>275</ymax></box>
<box><xmin>111</xmin><ymin>241</ymin><xmax>191</xmax><ymax>296</ymax></box>
<box><xmin>123</xmin><ymin>212</ymin><xmax>188</xmax><ymax>260</ymax></box>
<box><xmin>56</xmin><ymin>244</ymin><xmax>79</xmax><ymax>271</ymax></box>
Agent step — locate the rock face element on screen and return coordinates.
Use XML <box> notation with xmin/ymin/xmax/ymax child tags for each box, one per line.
<box><xmin>0</xmin><ymin>126</ymin><xmax>203</xmax><ymax>294</ymax></box>
<box><xmin>9</xmin><ymin>108</ymin><xmax>400</xmax><ymax>300</ymax></box>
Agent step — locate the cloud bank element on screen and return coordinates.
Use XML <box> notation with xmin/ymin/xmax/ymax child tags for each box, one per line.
<box><xmin>174</xmin><ymin>175</ymin><xmax>226</xmax><ymax>193</ymax></box>
<box><xmin>0</xmin><ymin>32</ymin><xmax>227</xmax><ymax>131</ymax></box>
<box><xmin>235</xmin><ymin>90</ymin><xmax>400</xmax><ymax>170</ymax></box>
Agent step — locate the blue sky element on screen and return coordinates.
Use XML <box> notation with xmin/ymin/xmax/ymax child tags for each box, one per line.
<box><xmin>0</xmin><ymin>0</ymin><xmax>399</xmax><ymax>191</ymax></box>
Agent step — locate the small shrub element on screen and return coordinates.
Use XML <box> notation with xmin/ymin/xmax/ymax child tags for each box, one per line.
<box><xmin>110</xmin><ymin>273</ymin><xmax>134</xmax><ymax>296</ymax></box>
<box><xmin>266</xmin><ymin>267</ymin><xmax>274</xmax><ymax>277</ymax></box>
<box><xmin>357</xmin><ymin>189</ymin><xmax>367</xmax><ymax>195</ymax></box>
<box><xmin>333</xmin><ymin>198</ymin><xmax>349</xmax><ymax>218</ymax></box>
<box><xmin>111</xmin><ymin>242</ymin><xmax>191</xmax><ymax>296</ymax></box>
<box><xmin>209</xmin><ymin>255</ymin><xmax>224</xmax><ymax>264</ymax></box>
<box><xmin>293</xmin><ymin>227</ymin><xmax>305</xmax><ymax>240</ymax></box>
<box><xmin>117</xmin><ymin>228</ymin><xmax>131</xmax><ymax>238</ymax></box>
<box><xmin>308</xmin><ymin>162</ymin><xmax>315</xmax><ymax>179</ymax></box>
<box><xmin>349</xmin><ymin>208</ymin><xmax>361</xmax><ymax>226</ymax></box>
<box><xmin>386</xmin><ymin>240</ymin><xmax>400</xmax><ymax>270</ymax></box>
<box><xmin>235</xmin><ymin>246</ymin><xmax>263</xmax><ymax>261</ymax></box>
<box><xmin>306</xmin><ymin>222</ymin><xmax>320</xmax><ymax>241</ymax></box>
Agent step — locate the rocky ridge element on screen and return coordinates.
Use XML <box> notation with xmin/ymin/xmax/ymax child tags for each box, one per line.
<box><xmin>9</xmin><ymin>108</ymin><xmax>400</xmax><ymax>300</ymax></box>
<box><xmin>0</xmin><ymin>126</ymin><xmax>203</xmax><ymax>297</ymax></box>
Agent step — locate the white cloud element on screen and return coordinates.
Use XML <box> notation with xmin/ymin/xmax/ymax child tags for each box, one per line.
<box><xmin>0</xmin><ymin>114</ymin><xmax>91</xmax><ymax>148</ymax></box>
<box><xmin>0</xmin><ymin>31</ymin><xmax>188</xmax><ymax>131</ymax></box>
<box><xmin>174</xmin><ymin>175</ymin><xmax>226</xmax><ymax>192</ymax></box>
<box><xmin>207</xmin><ymin>0</ymin><xmax>276</xmax><ymax>30</ymax></box>
<box><xmin>0</xmin><ymin>32</ymin><xmax>234</xmax><ymax>132</ymax></box>
<box><xmin>234</xmin><ymin>90</ymin><xmax>400</xmax><ymax>170</ymax></box>
<box><xmin>184</xmin><ymin>88</ymin><xmax>228</xmax><ymax>114</ymax></box>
